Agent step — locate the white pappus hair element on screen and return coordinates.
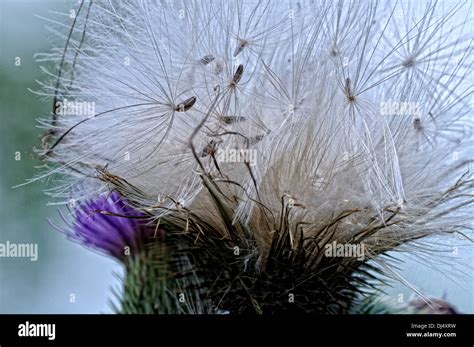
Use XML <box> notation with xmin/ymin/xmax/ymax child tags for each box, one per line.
<box><xmin>32</xmin><ymin>0</ymin><xmax>473</xmax><ymax>306</ymax></box>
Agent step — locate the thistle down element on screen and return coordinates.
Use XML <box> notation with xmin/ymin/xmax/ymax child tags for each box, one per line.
<box><xmin>34</xmin><ymin>0</ymin><xmax>473</xmax><ymax>314</ymax></box>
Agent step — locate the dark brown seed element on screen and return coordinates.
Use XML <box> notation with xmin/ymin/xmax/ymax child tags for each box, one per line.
<box><xmin>175</xmin><ymin>96</ymin><xmax>196</xmax><ymax>112</ymax></box>
<box><xmin>345</xmin><ymin>78</ymin><xmax>351</xmax><ymax>93</ymax></box>
<box><xmin>345</xmin><ymin>78</ymin><xmax>355</xmax><ymax>102</ymax></box>
<box><xmin>200</xmin><ymin>55</ymin><xmax>215</xmax><ymax>65</ymax></box>
<box><xmin>413</xmin><ymin>117</ymin><xmax>422</xmax><ymax>130</ymax></box>
<box><xmin>220</xmin><ymin>116</ymin><xmax>246</xmax><ymax>124</ymax></box>
<box><xmin>233</xmin><ymin>39</ymin><xmax>249</xmax><ymax>57</ymax></box>
<box><xmin>231</xmin><ymin>64</ymin><xmax>244</xmax><ymax>85</ymax></box>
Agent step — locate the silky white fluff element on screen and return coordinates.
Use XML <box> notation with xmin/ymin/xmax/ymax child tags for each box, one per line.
<box><xmin>34</xmin><ymin>0</ymin><xmax>473</xmax><ymax>287</ymax></box>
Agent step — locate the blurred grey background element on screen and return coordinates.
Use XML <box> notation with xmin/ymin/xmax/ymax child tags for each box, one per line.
<box><xmin>0</xmin><ymin>0</ymin><xmax>472</xmax><ymax>313</ymax></box>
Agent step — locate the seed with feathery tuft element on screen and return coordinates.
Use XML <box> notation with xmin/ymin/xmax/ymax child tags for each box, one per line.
<box><xmin>174</xmin><ymin>96</ymin><xmax>197</xmax><ymax>112</ymax></box>
<box><xmin>230</xmin><ymin>64</ymin><xmax>244</xmax><ymax>86</ymax></box>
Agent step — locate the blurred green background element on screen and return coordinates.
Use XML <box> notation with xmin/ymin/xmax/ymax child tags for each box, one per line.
<box><xmin>0</xmin><ymin>0</ymin><xmax>119</xmax><ymax>313</ymax></box>
<box><xmin>0</xmin><ymin>0</ymin><xmax>472</xmax><ymax>313</ymax></box>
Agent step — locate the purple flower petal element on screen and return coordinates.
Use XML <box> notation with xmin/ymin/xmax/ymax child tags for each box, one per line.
<box><xmin>54</xmin><ymin>192</ymin><xmax>155</xmax><ymax>260</ymax></box>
